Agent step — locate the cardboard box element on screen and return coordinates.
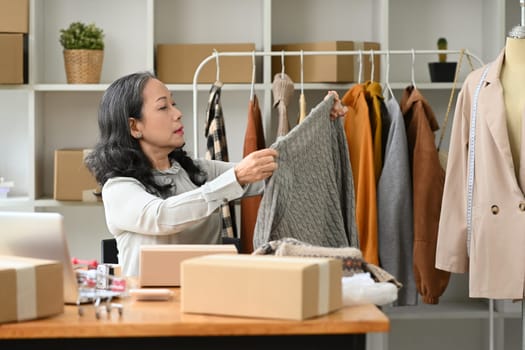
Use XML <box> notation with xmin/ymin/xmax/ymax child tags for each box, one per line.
<box><xmin>0</xmin><ymin>255</ymin><xmax>64</xmax><ymax>324</ymax></box>
<box><xmin>0</xmin><ymin>0</ymin><xmax>29</xmax><ymax>33</ymax></box>
<box><xmin>272</xmin><ymin>41</ymin><xmax>381</xmax><ymax>83</ymax></box>
<box><xmin>181</xmin><ymin>254</ymin><xmax>342</xmax><ymax>320</ymax></box>
<box><xmin>139</xmin><ymin>244</ymin><xmax>238</xmax><ymax>287</ymax></box>
<box><xmin>271</xmin><ymin>41</ymin><xmax>355</xmax><ymax>83</ymax></box>
<box><xmin>156</xmin><ymin>43</ymin><xmax>256</xmax><ymax>83</ymax></box>
<box><xmin>0</xmin><ymin>33</ymin><xmax>26</xmax><ymax>84</ymax></box>
<box><xmin>54</xmin><ymin>149</ymin><xmax>99</xmax><ymax>201</ymax></box>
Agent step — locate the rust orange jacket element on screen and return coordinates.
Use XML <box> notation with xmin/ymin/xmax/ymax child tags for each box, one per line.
<box><xmin>401</xmin><ymin>86</ymin><xmax>450</xmax><ymax>304</ymax></box>
<box><xmin>342</xmin><ymin>84</ymin><xmax>379</xmax><ymax>265</ymax></box>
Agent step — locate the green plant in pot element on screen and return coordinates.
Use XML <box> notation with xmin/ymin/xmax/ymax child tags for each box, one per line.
<box><xmin>428</xmin><ymin>37</ymin><xmax>457</xmax><ymax>82</ymax></box>
<box><xmin>59</xmin><ymin>21</ymin><xmax>105</xmax><ymax>84</ymax></box>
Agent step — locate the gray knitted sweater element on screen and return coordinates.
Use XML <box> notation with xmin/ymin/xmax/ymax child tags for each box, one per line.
<box><xmin>253</xmin><ymin>96</ymin><xmax>359</xmax><ymax>249</ymax></box>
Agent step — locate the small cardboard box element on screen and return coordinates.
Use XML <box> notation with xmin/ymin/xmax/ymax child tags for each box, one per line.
<box><xmin>139</xmin><ymin>244</ymin><xmax>238</xmax><ymax>287</ymax></box>
<box><xmin>271</xmin><ymin>41</ymin><xmax>355</xmax><ymax>83</ymax></box>
<box><xmin>54</xmin><ymin>149</ymin><xmax>99</xmax><ymax>201</ymax></box>
<box><xmin>0</xmin><ymin>255</ymin><xmax>64</xmax><ymax>324</ymax></box>
<box><xmin>0</xmin><ymin>33</ymin><xmax>26</xmax><ymax>84</ymax></box>
<box><xmin>156</xmin><ymin>43</ymin><xmax>256</xmax><ymax>83</ymax></box>
<box><xmin>272</xmin><ymin>41</ymin><xmax>381</xmax><ymax>83</ymax></box>
<box><xmin>0</xmin><ymin>0</ymin><xmax>29</xmax><ymax>33</ymax></box>
<box><xmin>181</xmin><ymin>254</ymin><xmax>342</xmax><ymax>320</ymax></box>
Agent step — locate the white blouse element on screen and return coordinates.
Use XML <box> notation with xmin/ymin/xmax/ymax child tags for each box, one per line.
<box><xmin>101</xmin><ymin>159</ymin><xmax>264</xmax><ymax>277</ymax></box>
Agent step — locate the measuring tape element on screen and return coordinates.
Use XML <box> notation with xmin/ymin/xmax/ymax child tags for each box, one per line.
<box><xmin>466</xmin><ymin>64</ymin><xmax>490</xmax><ymax>256</ymax></box>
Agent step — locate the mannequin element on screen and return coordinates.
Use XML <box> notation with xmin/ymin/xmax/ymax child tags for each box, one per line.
<box><xmin>501</xmin><ymin>36</ymin><xmax>525</xmax><ymax>180</ymax></box>
<box><xmin>502</xmin><ymin>7</ymin><xmax>525</xmax><ymax>348</ymax></box>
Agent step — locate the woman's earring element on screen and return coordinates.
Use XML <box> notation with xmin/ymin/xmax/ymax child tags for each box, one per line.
<box><xmin>136</xmin><ymin>132</ymin><xmax>142</xmax><ymax>139</ymax></box>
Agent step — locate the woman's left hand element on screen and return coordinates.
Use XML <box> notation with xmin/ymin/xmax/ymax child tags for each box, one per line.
<box><xmin>325</xmin><ymin>90</ymin><xmax>348</xmax><ymax>120</ymax></box>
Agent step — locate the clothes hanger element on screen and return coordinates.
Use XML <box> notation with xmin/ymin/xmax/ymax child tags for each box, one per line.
<box><xmin>298</xmin><ymin>49</ymin><xmax>306</xmax><ymax>124</ymax></box>
<box><xmin>281</xmin><ymin>50</ymin><xmax>285</xmax><ymax>78</ymax></box>
<box><xmin>250</xmin><ymin>50</ymin><xmax>256</xmax><ymax>101</ymax></box>
<box><xmin>358</xmin><ymin>49</ymin><xmax>363</xmax><ymax>84</ymax></box>
<box><xmin>384</xmin><ymin>50</ymin><xmax>394</xmax><ymax>100</ymax></box>
<box><xmin>370</xmin><ymin>49</ymin><xmax>375</xmax><ymax>82</ymax></box>
<box><xmin>410</xmin><ymin>48</ymin><xmax>417</xmax><ymax>90</ymax></box>
<box><xmin>213</xmin><ymin>49</ymin><xmax>223</xmax><ymax>87</ymax></box>
<box><xmin>300</xmin><ymin>49</ymin><xmax>304</xmax><ymax>95</ymax></box>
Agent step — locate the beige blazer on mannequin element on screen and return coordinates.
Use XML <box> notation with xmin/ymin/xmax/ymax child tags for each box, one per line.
<box><xmin>436</xmin><ymin>49</ymin><xmax>525</xmax><ymax>299</ymax></box>
<box><xmin>501</xmin><ymin>37</ymin><xmax>525</xmax><ymax>178</ymax></box>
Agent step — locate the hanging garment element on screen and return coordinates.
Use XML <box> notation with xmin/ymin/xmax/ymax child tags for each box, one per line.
<box><xmin>364</xmin><ymin>80</ymin><xmax>384</xmax><ymax>182</ymax></box>
<box><xmin>272</xmin><ymin>73</ymin><xmax>294</xmax><ymax>137</ymax></box>
<box><xmin>297</xmin><ymin>92</ymin><xmax>306</xmax><ymax>124</ymax></box>
<box><xmin>342</xmin><ymin>84</ymin><xmax>379</xmax><ymax>265</ymax></box>
<box><xmin>204</xmin><ymin>81</ymin><xmax>237</xmax><ymax>238</ymax></box>
<box><xmin>240</xmin><ymin>94</ymin><xmax>266</xmax><ymax>253</ymax></box>
<box><xmin>400</xmin><ymin>86</ymin><xmax>450</xmax><ymax>304</ymax></box>
<box><xmin>436</xmin><ymin>50</ymin><xmax>525</xmax><ymax>299</ymax></box>
<box><xmin>253</xmin><ymin>95</ymin><xmax>358</xmax><ymax>249</ymax></box>
<box><xmin>377</xmin><ymin>97</ymin><xmax>416</xmax><ymax>306</ymax></box>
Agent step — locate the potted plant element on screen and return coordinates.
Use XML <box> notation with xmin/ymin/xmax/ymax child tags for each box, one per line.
<box><xmin>59</xmin><ymin>21</ymin><xmax>104</xmax><ymax>84</ymax></box>
<box><xmin>428</xmin><ymin>37</ymin><xmax>457</xmax><ymax>82</ymax></box>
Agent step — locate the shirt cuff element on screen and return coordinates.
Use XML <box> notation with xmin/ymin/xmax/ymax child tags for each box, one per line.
<box><xmin>201</xmin><ymin>167</ymin><xmax>244</xmax><ymax>202</ymax></box>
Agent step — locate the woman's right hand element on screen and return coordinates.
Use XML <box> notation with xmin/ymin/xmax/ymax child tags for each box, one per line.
<box><xmin>234</xmin><ymin>148</ymin><xmax>278</xmax><ymax>186</ymax></box>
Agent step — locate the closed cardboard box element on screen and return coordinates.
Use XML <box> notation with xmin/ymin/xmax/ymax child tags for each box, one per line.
<box><xmin>54</xmin><ymin>149</ymin><xmax>99</xmax><ymax>201</ymax></box>
<box><xmin>0</xmin><ymin>33</ymin><xmax>25</xmax><ymax>84</ymax></box>
<box><xmin>0</xmin><ymin>255</ymin><xmax>64</xmax><ymax>324</ymax></box>
<box><xmin>0</xmin><ymin>0</ymin><xmax>28</xmax><ymax>33</ymax></box>
<box><xmin>272</xmin><ymin>41</ymin><xmax>381</xmax><ymax>83</ymax></box>
<box><xmin>181</xmin><ymin>254</ymin><xmax>342</xmax><ymax>320</ymax></box>
<box><xmin>272</xmin><ymin>41</ymin><xmax>355</xmax><ymax>83</ymax></box>
<box><xmin>156</xmin><ymin>43</ymin><xmax>256</xmax><ymax>83</ymax></box>
<box><xmin>139</xmin><ymin>244</ymin><xmax>238</xmax><ymax>287</ymax></box>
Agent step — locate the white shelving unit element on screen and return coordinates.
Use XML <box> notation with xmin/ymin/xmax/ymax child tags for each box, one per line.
<box><xmin>0</xmin><ymin>1</ymin><xmax>521</xmax><ymax>349</ymax></box>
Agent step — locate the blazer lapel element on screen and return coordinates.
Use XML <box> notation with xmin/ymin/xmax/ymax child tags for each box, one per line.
<box><xmin>479</xmin><ymin>51</ymin><xmax>515</xmax><ymax>167</ymax></box>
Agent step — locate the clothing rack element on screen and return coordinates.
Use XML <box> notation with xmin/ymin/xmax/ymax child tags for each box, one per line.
<box><xmin>190</xmin><ymin>48</ymin><xmax>488</xmax><ymax>348</ymax></box>
<box><xmin>191</xmin><ymin>48</ymin><xmax>484</xmax><ymax>157</ymax></box>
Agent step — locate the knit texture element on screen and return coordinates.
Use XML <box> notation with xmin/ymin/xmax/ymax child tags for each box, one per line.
<box><xmin>253</xmin><ymin>96</ymin><xmax>359</xmax><ymax>249</ymax></box>
<box><xmin>253</xmin><ymin>238</ymin><xmax>402</xmax><ymax>288</ymax></box>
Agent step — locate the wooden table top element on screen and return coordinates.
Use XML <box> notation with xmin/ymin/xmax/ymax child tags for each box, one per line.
<box><xmin>0</xmin><ymin>289</ymin><xmax>389</xmax><ymax>339</ymax></box>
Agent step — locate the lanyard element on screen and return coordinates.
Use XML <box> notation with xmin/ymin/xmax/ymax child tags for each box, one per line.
<box><xmin>466</xmin><ymin>64</ymin><xmax>490</xmax><ymax>256</ymax></box>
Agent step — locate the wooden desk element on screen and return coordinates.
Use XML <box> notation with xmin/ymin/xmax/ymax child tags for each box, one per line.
<box><xmin>0</xmin><ymin>289</ymin><xmax>389</xmax><ymax>350</ymax></box>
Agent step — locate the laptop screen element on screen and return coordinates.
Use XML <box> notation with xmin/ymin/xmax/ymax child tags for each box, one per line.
<box><xmin>0</xmin><ymin>211</ymin><xmax>79</xmax><ymax>304</ymax></box>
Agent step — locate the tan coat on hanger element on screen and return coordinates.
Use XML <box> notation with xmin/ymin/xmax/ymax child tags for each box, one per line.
<box><xmin>436</xmin><ymin>50</ymin><xmax>525</xmax><ymax>299</ymax></box>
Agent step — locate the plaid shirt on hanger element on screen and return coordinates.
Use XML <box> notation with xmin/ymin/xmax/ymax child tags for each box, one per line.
<box><xmin>204</xmin><ymin>81</ymin><xmax>237</xmax><ymax>239</ymax></box>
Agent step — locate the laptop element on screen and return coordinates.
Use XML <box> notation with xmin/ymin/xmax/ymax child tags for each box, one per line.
<box><xmin>0</xmin><ymin>211</ymin><xmax>80</xmax><ymax>304</ymax></box>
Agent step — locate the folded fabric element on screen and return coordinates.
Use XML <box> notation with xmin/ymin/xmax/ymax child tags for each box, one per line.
<box><xmin>342</xmin><ymin>272</ymin><xmax>398</xmax><ymax>306</ymax></box>
<box><xmin>252</xmin><ymin>238</ymin><xmax>402</xmax><ymax>289</ymax></box>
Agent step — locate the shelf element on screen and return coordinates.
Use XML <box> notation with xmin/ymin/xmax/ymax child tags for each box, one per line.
<box><xmin>28</xmin><ymin>82</ymin><xmax>464</xmax><ymax>92</ymax></box>
<box><xmin>0</xmin><ymin>85</ymin><xmax>30</xmax><ymax>91</ymax></box>
<box><xmin>34</xmin><ymin>199</ymin><xmax>103</xmax><ymax>208</ymax></box>
<box><xmin>33</xmin><ymin>84</ymin><xmax>110</xmax><ymax>92</ymax></box>
<box><xmin>0</xmin><ymin>196</ymin><xmax>32</xmax><ymax>207</ymax></box>
<box><xmin>382</xmin><ymin>301</ymin><xmax>489</xmax><ymax>320</ymax></box>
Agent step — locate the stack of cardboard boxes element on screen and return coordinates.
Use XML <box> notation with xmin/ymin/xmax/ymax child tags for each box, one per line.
<box><xmin>0</xmin><ymin>0</ymin><xmax>28</xmax><ymax>84</ymax></box>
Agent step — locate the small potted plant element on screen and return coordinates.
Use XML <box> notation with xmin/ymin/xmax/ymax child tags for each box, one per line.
<box><xmin>428</xmin><ymin>37</ymin><xmax>457</xmax><ymax>82</ymax></box>
<box><xmin>59</xmin><ymin>21</ymin><xmax>104</xmax><ymax>84</ymax></box>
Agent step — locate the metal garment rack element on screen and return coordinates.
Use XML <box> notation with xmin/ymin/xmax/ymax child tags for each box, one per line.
<box><xmin>189</xmin><ymin>47</ymin><xmax>490</xmax><ymax>347</ymax></box>
<box><xmin>191</xmin><ymin>48</ymin><xmax>483</xmax><ymax>157</ymax></box>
